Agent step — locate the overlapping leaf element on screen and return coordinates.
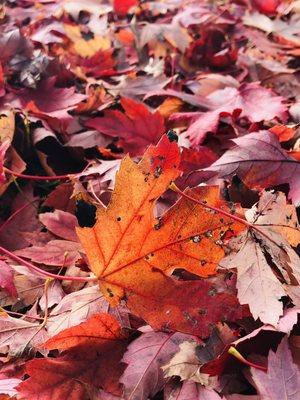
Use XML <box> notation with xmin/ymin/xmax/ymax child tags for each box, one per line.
<box><xmin>77</xmin><ymin>136</ymin><xmax>245</xmax><ymax>335</ymax></box>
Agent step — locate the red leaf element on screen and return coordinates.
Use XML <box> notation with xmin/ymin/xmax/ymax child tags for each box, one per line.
<box><xmin>269</xmin><ymin>125</ymin><xmax>296</xmax><ymax>142</ymax></box>
<box><xmin>114</xmin><ymin>0</ymin><xmax>137</xmax><ymax>16</ymax></box>
<box><xmin>44</xmin><ymin>313</ymin><xmax>124</xmax><ymax>350</ymax></box>
<box><xmin>86</xmin><ymin>97</ymin><xmax>165</xmax><ymax>155</ymax></box>
<box><xmin>18</xmin><ymin>314</ymin><xmax>127</xmax><ymax>399</ymax></box>
<box><xmin>252</xmin><ymin>0</ymin><xmax>281</xmax><ymax>14</ymax></box>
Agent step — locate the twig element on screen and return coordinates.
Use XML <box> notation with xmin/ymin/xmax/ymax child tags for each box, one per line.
<box><xmin>4</xmin><ymin>167</ymin><xmax>74</xmax><ymax>181</ymax></box>
<box><xmin>0</xmin><ymin>246</ymin><xmax>97</xmax><ymax>283</ymax></box>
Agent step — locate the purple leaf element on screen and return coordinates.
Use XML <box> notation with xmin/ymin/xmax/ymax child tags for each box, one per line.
<box><xmin>39</xmin><ymin>210</ymin><xmax>78</xmax><ymax>242</ymax></box>
<box><xmin>205</xmin><ymin>130</ymin><xmax>300</xmax><ymax>205</ymax></box>
<box><xmin>250</xmin><ymin>337</ymin><xmax>300</xmax><ymax>399</ymax></box>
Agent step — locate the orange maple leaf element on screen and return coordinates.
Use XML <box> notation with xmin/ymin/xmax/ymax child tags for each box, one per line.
<box><xmin>44</xmin><ymin>313</ymin><xmax>124</xmax><ymax>351</ymax></box>
<box><xmin>18</xmin><ymin>314</ymin><xmax>126</xmax><ymax>400</ymax></box>
<box><xmin>77</xmin><ymin>136</ymin><xmax>246</xmax><ymax>335</ymax></box>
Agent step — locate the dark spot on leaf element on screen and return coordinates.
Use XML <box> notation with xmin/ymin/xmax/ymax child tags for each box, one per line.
<box><xmin>117</xmin><ymin>216</ymin><xmax>121</xmax><ymax>221</ymax></box>
<box><xmin>154</xmin><ymin>166</ymin><xmax>162</xmax><ymax>178</ymax></box>
<box><xmin>208</xmin><ymin>288</ymin><xmax>217</xmax><ymax>296</ymax></box>
<box><xmin>154</xmin><ymin>218</ymin><xmax>163</xmax><ymax>230</ymax></box>
<box><xmin>106</xmin><ymin>288</ymin><xmax>114</xmax><ymax>297</ymax></box>
<box><xmin>198</xmin><ymin>308</ymin><xmax>207</xmax><ymax>315</ymax></box>
<box><xmin>204</xmin><ymin>230</ymin><xmax>213</xmax><ymax>238</ymax></box>
<box><xmin>200</xmin><ymin>260</ymin><xmax>207</xmax><ymax>266</ymax></box>
<box><xmin>75</xmin><ymin>200</ymin><xmax>97</xmax><ymax>228</ymax></box>
<box><xmin>167</xmin><ymin>130</ymin><xmax>178</xmax><ymax>142</ymax></box>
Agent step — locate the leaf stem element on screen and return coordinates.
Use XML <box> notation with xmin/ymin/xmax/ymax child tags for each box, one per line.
<box><xmin>4</xmin><ymin>167</ymin><xmax>74</xmax><ymax>181</ymax></box>
<box><xmin>0</xmin><ymin>246</ymin><xmax>97</xmax><ymax>283</ymax></box>
<box><xmin>228</xmin><ymin>346</ymin><xmax>267</xmax><ymax>371</ymax></box>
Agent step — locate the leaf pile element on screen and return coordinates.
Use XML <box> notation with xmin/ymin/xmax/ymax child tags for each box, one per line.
<box><xmin>0</xmin><ymin>0</ymin><xmax>300</xmax><ymax>399</ymax></box>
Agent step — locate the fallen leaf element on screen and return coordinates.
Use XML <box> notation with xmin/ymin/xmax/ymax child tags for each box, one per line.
<box><xmin>77</xmin><ymin>136</ymin><xmax>245</xmax><ymax>335</ymax></box>
<box><xmin>121</xmin><ymin>328</ymin><xmax>199</xmax><ymax>400</ymax></box>
<box><xmin>0</xmin><ymin>315</ymin><xmax>48</xmax><ymax>356</ymax></box>
<box><xmin>250</xmin><ymin>337</ymin><xmax>300</xmax><ymax>399</ymax></box>
<box><xmin>18</xmin><ymin>314</ymin><xmax>127</xmax><ymax>399</ymax></box>
<box><xmin>15</xmin><ymin>240</ymin><xmax>82</xmax><ymax>267</ymax></box>
<box><xmin>163</xmin><ymin>341</ymin><xmax>215</xmax><ymax>386</ymax></box>
<box><xmin>184</xmin><ymin>84</ymin><xmax>287</xmax><ymax>145</ymax></box>
<box><xmin>39</xmin><ymin>210</ymin><xmax>79</xmax><ymax>242</ymax></box>
<box><xmin>221</xmin><ymin>191</ymin><xmax>300</xmax><ymax>325</ymax></box>
<box><xmin>165</xmin><ymin>380</ymin><xmax>224</xmax><ymax>399</ymax></box>
<box><xmin>223</xmin><ymin>235</ymin><xmax>286</xmax><ymax>325</ymax></box>
<box><xmin>47</xmin><ymin>285</ymin><xmax>129</xmax><ymax>336</ymax></box>
<box><xmin>86</xmin><ymin>97</ymin><xmax>165</xmax><ymax>155</ymax></box>
<box><xmin>44</xmin><ymin>313</ymin><xmax>124</xmax><ymax>350</ymax></box>
<box><xmin>205</xmin><ymin>131</ymin><xmax>300</xmax><ymax>205</ymax></box>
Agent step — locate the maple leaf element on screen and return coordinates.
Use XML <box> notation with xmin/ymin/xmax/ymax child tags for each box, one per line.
<box><xmin>43</xmin><ymin>183</ymin><xmax>75</xmax><ymax>213</ymax></box>
<box><xmin>221</xmin><ymin>191</ymin><xmax>300</xmax><ymax>325</ymax></box>
<box><xmin>0</xmin><ymin>266</ymin><xmax>63</xmax><ymax>311</ymax></box>
<box><xmin>47</xmin><ymin>285</ymin><xmax>129</xmax><ymax>336</ymax></box>
<box><xmin>196</xmin><ymin>323</ymin><xmax>237</xmax><ymax>377</ymax></box>
<box><xmin>162</xmin><ymin>341</ymin><xmax>216</xmax><ymax>386</ymax></box>
<box><xmin>165</xmin><ymin>380</ymin><xmax>225</xmax><ymax>399</ymax></box>
<box><xmin>76</xmin><ymin>136</ymin><xmax>245</xmax><ymax>335</ymax></box>
<box><xmin>269</xmin><ymin>125</ymin><xmax>296</xmax><ymax>142</ymax></box>
<box><xmin>0</xmin><ymin>315</ymin><xmax>48</xmax><ymax>356</ymax></box>
<box><xmin>77</xmin><ymin>48</ymin><xmax>117</xmax><ymax>78</ymax></box>
<box><xmin>85</xmin><ymin>97</ymin><xmax>165</xmax><ymax>155</ymax></box>
<box><xmin>14</xmin><ymin>77</ymin><xmax>86</xmax><ymax>132</ymax></box>
<box><xmin>44</xmin><ymin>313</ymin><xmax>125</xmax><ymax>350</ymax></box>
<box><xmin>140</xmin><ymin>21</ymin><xmax>191</xmax><ymax>53</ymax></box>
<box><xmin>18</xmin><ymin>314</ymin><xmax>127</xmax><ymax>399</ymax></box>
<box><xmin>18</xmin><ymin>78</ymin><xmax>85</xmax><ymax>113</ymax></box>
<box><xmin>182</xmin><ymin>83</ymin><xmax>287</xmax><ymax>145</ymax></box>
<box><xmin>205</xmin><ymin>131</ymin><xmax>300</xmax><ymax>205</ymax></box>
<box><xmin>250</xmin><ymin>337</ymin><xmax>300</xmax><ymax>399</ymax></box>
<box><xmin>243</xmin><ymin>12</ymin><xmax>300</xmax><ymax>45</ymax></box>
<box><xmin>120</xmin><ymin>328</ymin><xmax>200</xmax><ymax>400</ymax></box>
<box><xmin>112</xmin><ymin>74</ymin><xmax>171</xmax><ymax>98</ymax></box>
